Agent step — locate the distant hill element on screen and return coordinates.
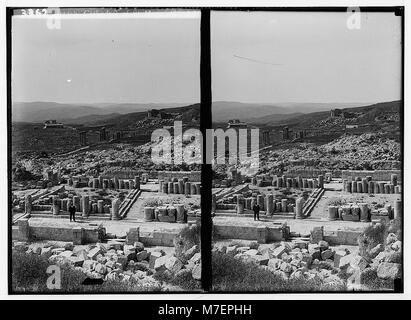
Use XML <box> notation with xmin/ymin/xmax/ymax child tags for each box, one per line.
<box><xmin>212</xmin><ymin>101</ymin><xmax>367</xmax><ymax>122</ymax></box>
<box><xmin>87</xmin><ymin>103</ymin><xmax>201</xmax><ymax>128</ymax></box>
<box><xmin>12</xmin><ymin>101</ymin><xmax>189</xmax><ymax>123</ymax></box>
<box><xmin>280</xmin><ymin>100</ymin><xmax>401</xmax><ymax>129</ymax></box>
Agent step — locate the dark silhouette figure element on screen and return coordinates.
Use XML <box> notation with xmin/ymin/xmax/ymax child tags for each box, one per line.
<box><xmin>68</xmin><ymin>205</ymin><xmax>76</xmax><ymax>222</ymax></box>
<box><xmin>253</xmin><ymin>204</ymin><xmax>260</xmax><ymax>221</ymax></box>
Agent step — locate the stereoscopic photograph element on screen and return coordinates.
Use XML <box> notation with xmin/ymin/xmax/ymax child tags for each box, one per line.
<box><xmin>8</xmin><ymin>6</ymin><xmax>403</xmax><ymax>295</ymax></box>
<box><xmin>10</xmin><ymin>8</ymin><xmax>202</xmax><ymax>293</ymax></box>
<box><xmin>210</xmin><ymin>10</ymin><xmax>403</xmax><ymax>292</ymax></box>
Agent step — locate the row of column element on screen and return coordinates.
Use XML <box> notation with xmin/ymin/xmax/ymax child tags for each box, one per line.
<box><xmin>252</xmin><ymin>175</ymin><xmax>324</xmax><ymax>189</ymax></box>
<box><xmin>328</xmin><ymin>200</ymin><xmax>402</xmax><ymax>221</ymax></box>
<box><xmin>68</xmin><ymin>175</ymin><xmax>140</xmax><ymax>190</ymax></box>
<box><xmin>159</xmin><ymin>178</ymin><xmax>201</xmax><ymax>195</ymax></box>
<box><xmin>143</xmin><ymin>204</ymin><xmax>186</xmax><ymax>223</ymax></box>
<box><xmin>235</xmin><ymin>194</ymin><xmax>294</xmax><ymax>215</ymax></box>
<box><xmin>343</xmin><ymin>178</ymin><xmax>401</xmax><ymax>194</ymax></box>
<box><xmin>25</xmin><ymin>194</ymin><xmax>121</xmax><ymax>220</ymax></box>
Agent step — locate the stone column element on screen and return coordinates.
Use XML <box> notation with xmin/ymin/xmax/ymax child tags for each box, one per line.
<box><xmin>302</xmin><ymin>179</ymin><xmax>308</xmax><ymax>188</ymax></box>
<box><xmin>237</xmin><ymin>196</ymin><xmax>244</xmax><ymax>214</ymax></box>
<box><xmin>368</xmin><ymin>181</ymin><xmax>374</xmax><ymax>194</ymax></box>
<box><xmin>394</xmin><ymin>200</ymin><xmax>402</xmax><ymax>220</ymax></box>
<box><xmin>391</xmin><ymin>174</ymin><xmax>398</xmax><ymax>186</ymax></box>
<box><xmin>362</xmin><ymin>178</ymin><xmax>368</xmax><ymax>193</ymax></box>
<box><xmin>346</xmin><ymin>181</ymin><xmax>352</xmax><ymax>193</ymax></box>
<box><xmin>272</xmin><ymin>175</ymin><xmax>277</xmax><ymax>187</ymax></box>
<box><xmin>144</xmin><ymin>207</ymin><xmax>155</xmax><ymax>222</ymax></box>
<box><xmin>328</xmin><ymin>206</ymin><xmax>338</xmax><ymax>221</ymax></box>
<box><xmin>357</xmin><ymin>181</ymin><xmax>362</xmax><ymax>193</ymax></box>
<box><xmin>257</xmin><ymin>195</ymin><xmax>264</xmax><ymax>211</ymax></box>
<box><xmin>97</xmin><ymin>200</ymin><xmax>104</xmax><ymax>214</ymax></box>
<box><xmin>295</xmin><ymin>197</ymin><xmax>304</xmax><ymax>219</ymax></box>
<box><xmin>173</xmin><ymin>182</ymin><xmax>180</xmax><ymax>194</ymax></box>
<box><xmin>111</xmin><ymin>198</ymin><xmax>120</xmax><ymax>220</ymax></box>
<box><xmin>384</xmin><ymin>183</ymin><xmax>390</xmax><ymax>194</ymax></box>
<box><xmin>98</xmin><ymin>176</ymin><xmax>104</xmax><ymax>188</ymax></box>
<box><xmin>281</xmin><ymin>199</ymin><xmax>288</xmax><ymax>212</ymax></box>
<box><xmin>277</xmin><ymin>176</ymin><xmax>282</xmax><ymax>188</ymax></box>
<box><xmin>178</xmin><ymin>179</ymin><xmax>184</xmax><ymax>194</ymax></box>
<box><xmin>266</xmin><ymin>194</ymin><xmax>274</xmax><ymax>216</ymax></box>
<box><xmin>379</xmin><ymin>182</ymin><xmax>385</xmax><ymax>194</ymax></box>
<box><xmin>92</xmin><ymin>178</ymin><xmax>99</xmax><ymax>189</ymax></box>
<box><xmin>359</xmin><ymin>203</ymin><xmax>369</xmax><ymax>222</ymax></box>
<box><xmin>318</xmin><ymin>175</ymin><xmax>324</xmax><ymax>188</ymax></box>
<box><xmin>168</xmin><ymin>182</ymin><xmax>174</xmax><ymax>194</ymax></box>
<box><xmin>185</xmin><ymin>182</ymin><xmax>191</xmax><ymax>195</ymax></box>
<box><xmin>176</xmin><ymin>204</ymin><xmax>185</xmax><ymax>223</ymax></box>
<box><xmin>52</xmin><ymin>195</ymin><xmax>59</xmax><ymax>215</ymax></box>
<box><xmin>134</xmin><ymin>176</ymin><xmax>140</xmax><ymax>189</ymax></box>
<box><xmin>298</xmin><ymin>176</ymin><xmax>303</xmax><ymax>189</ymax></box>
<box><xmin>82</xmin><ymin>195</ymin><xmax>89</xmax><ymax>218</ymax></box>
<box><xmin>212</xmin><ymin>194</ymin><xmax>216</xmax><ymax>213</ymax></box>
<box><xmin>114</xmin><ymin>176</ymin><xmax>119</xmax><ymax>189</ymax></box>
<box><xmin>351</xmin><ymin>181</ymin><xmax>357</xmax><ymax>193</ymax></box>
<box><xmin>24</xmin><ymin>194</ymin><xmax>32</xmax><ymax>215</ymax></box>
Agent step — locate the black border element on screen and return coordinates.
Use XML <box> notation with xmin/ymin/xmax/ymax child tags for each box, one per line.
<box><xmin>6</xmin><ymin>5</ymin><xmax>404</xmax><ymax>295</ymax></box>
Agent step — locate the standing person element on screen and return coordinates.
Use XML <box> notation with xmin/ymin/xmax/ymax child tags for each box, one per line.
<box><xmin>68</xmin><ymin>204</ymin><xmax>76</xmax><ymax>222</ymax></box>
<box><xmin>253</xmin><ymin>203</ymin><xmax>260</xmax><ymax>221</ymax></box>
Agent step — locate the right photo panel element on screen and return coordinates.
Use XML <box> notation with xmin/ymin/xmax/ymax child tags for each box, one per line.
<box><xmin>211</xmin><ymin>10</ymin><xmax>403</xmax><ymax>292</ymax></box>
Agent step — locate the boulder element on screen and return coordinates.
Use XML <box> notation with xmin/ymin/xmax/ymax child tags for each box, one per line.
<box><xmin>386</xmin><ymin>233</ymin><xmax>398</xmax><ymax>245</ymax></box>
<box><xmin>333</xmin><ymin>250</ymin><xmax>348</xmax><ymax>268</ymax></box>
<box><xmin>318</xmin><ymin>240</ymin><xmax>329</xmax><ymax>251</ymax></box>
<box><xmin>321</xmin><ymin>249</ymin><xmax>334</xmax><ymax>260</ymax></box>
<box><xmin>183</xmin><ymin>245</ymin><xmax>199</xmax><ymax>261</ymax></box>
<box><xmin>136</xmin><ymin>250</ymin><xmax>150</xmax><ymax>262</ymax></box>
<box><xmin>226</xmin><ymin>246</ymin><xmax>237</xmax><ymax>256</ymax></box>
<box><xmin>192</xmin><ymin>263</ymin><xmax>201</xmax><ymax>280</ymax></box>
<box><xmin>154</xmin><ymin>255</ymin><xmax>169</xmax><ymax>272</ymax></box>
<box><xmin>87</xmin><ymin>247</ymin><xmax>102</xmax><ymax>260</ymax></box>
<box><xmin>95</xmin><ymin>263</ymin><xmax>107</xmax><ymax>275</ymax></box>
<box><xmin>123</xmin><ymin>245</ymin><xmax>137</xmax><ymax>261</ymax></box>
<box><xmin>267</xmin><ymin>258</ymin><xmax>282</xmax><ymax>270</ymax></box>
<box><xmin>272</xmin><ymin>245</ymin><xmax>287</xmax><ymax>259</ymax></box>
<box><xmin>59</xmin><ymin>250</ymin><xmax>74</xmax><ymax>258</ymax></box>
<box><xmin>149</xmin><ymin>251</ymin><xmax>163</xmax><ymax>269</ymax></box>
<box><xmin>134</xmin><ymin>241</ymin><xmax>145</xmax><ymax>252</ymax></box>
<box><xmin>189</xmin><ymin>252</ymin><xmax>201</xmax><ymax>264</ymax></box>
<box><xmin>377</xmin><ymin>262</ymin><xmax>401</xmax><ymax>280</ymax></box>
<box><xmin>244</xmin><ymin>249</ymin><xmax>259</xmax><ymax>256</ymax></box>
<box><xmin>165</xmin><ymin>256</ymin><xmax>183</xmax><ymax>274</ymax></box>
<box><xmin>83</xmin><ymin>260</ymin><xmax>97</xmax><ymax>271</ymax></box>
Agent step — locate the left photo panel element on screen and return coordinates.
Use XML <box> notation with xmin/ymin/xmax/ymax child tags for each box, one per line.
<box><xmin>10</xmin><ymin>8</ymin><xmax>202</xmax><ymax>293</ymax></box>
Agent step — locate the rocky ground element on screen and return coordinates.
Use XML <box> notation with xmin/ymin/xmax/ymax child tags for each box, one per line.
<box><xmin>12</xmin><ymin>235</ymin><xmax>201</xmax><ymax>292</ymax></box>
<box><xmin>213</xmin><ymin>223</ymin><xmax>402</xmax><ymax>291</ymax></box>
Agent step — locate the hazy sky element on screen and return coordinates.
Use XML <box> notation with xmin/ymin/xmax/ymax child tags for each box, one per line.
<box><xmin>13</xmin><ymin>11</ymin><xmax>402</xmax><ymax>105</ymax></box>
<box><xmin>211</xmin><ymin>11</ymin><xmax>402</xmax><ymax>104</ymax></box>
<box><xmin>12</xmin><ymin>12</ymin><xmax>200</xmax><ymax>104</ymax></box>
